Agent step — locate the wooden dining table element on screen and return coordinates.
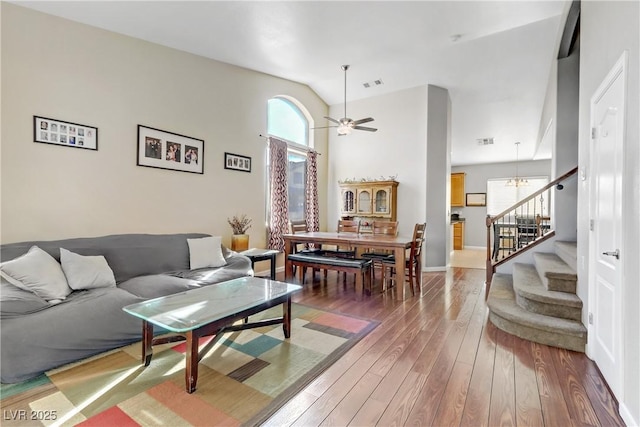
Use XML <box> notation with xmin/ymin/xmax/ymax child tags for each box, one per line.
<box><xmin>283</xmin><ymin>231</ymin><xmax>416</xmax><ymax>300</ymax></box>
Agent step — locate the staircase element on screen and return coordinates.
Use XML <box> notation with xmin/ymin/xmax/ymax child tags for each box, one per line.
<box><xmin>487</xmin><ymin>241</ymin><xmax>587</xmax><ymax>352</ymax></box>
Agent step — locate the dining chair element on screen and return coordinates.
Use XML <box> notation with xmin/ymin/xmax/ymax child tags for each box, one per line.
<box><xmin>334</xmin><ymin>219</ymin><xmax>360</xmax><ymax>257</ymax></box>
<box><xmin>288</xmin><ymin>219</ymin><xmax>309</xmax><ymax>254</ymax></box>
<box><xmin>319</xmin><ymin>219</ymin><xmax>360</xmax><ymax>282</ymax></box>
<box><xmin>380</xmin><ymin>222</ymin><xmax>426</xmax><ymax>295</ymax></box>
<box><xmin>516</xmin><ymin>217</ymin><xmax>537</xmax><ymax>248</ymax></box>
<box><xmin>361</xmin><ymin>220</ymin><xmax>398</xmax><ymax>281</ymax></box>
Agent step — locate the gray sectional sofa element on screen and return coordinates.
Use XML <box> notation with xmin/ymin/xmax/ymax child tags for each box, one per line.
<box><xmin>0</xmin><ymin>233</ymin><xmax>252</xmax><ymax>383</ymax></box>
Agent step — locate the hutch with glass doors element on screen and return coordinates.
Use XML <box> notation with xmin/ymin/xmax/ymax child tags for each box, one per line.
<box><xmin>339</xmin><ymin>180</ymin><xmax>398</xmax><ymax>230</ymax></box>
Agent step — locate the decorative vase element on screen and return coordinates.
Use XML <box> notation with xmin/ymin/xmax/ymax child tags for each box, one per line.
<box><xmin>231</xmin><ymin>234</ymin><xmax>249</xmax><ymax>252</ymax></box>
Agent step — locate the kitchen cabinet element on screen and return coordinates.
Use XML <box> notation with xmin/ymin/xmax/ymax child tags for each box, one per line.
<box><xmin>453</xmin><ymin>221</ymin><xmax>464</xmax><ymax>250</ymax></box>
<box><xmin>451</xmin><ymin>172</ymin><xmax>465</xmax><ymax>207</ymax></box>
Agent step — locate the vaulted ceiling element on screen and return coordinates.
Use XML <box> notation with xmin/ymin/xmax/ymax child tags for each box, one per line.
<box><xmin>14</xmin><ymin>1</ymin><xmax>569</xmax><ymax>165</ymax></box>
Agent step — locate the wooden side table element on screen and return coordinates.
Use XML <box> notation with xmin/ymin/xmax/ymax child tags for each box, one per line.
<box><xmin>240</xmin><ymin>248</ymin><xmax>280</xmax><ymax>280</ymax></box>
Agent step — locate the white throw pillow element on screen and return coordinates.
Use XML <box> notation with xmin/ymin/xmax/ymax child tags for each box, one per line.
<box><xmin>0</xmin><ymin>246</ymin><xmax>72</xmax><ymax>301</ymax></box>
<box><xmin>60</xmin><ymin>248</ymin><xmax>116</xmax><ymax>290</ymax></box>
<box><xmin>187</xmin><ymin>236</ymin><xmax>227</xmax><ymax>269</ymax></box>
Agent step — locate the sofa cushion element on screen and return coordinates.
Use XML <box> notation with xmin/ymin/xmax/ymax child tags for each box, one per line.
<box><xmin>0</xmin><ymin>246</ymin><xmax>72</xmax><ymax>302</ymax></box>
<box><xmin>0</xmin><ymin>280</ymin><xmax>51</xmax><ymax>319</ymax></box>
<box><xmin>169</xmin><ymin>254</ymin><xmax>252</xmax><ymax>285</ymax></box>
<box><xmin>1</xmin><ymin>287</ymin><xmax>144</xmax><ymax>383</ymax></box>
<box><xmin>60</xmin><ymin>248</ymin><xmax>116</xmax><ymax>290</ymax></box>
<box><xmin>118</xmin><ymin>274</ymin><xmax>200</xmax><ymax>299</ymax></box>
<box><xmin>187</xmin><ymin>236</ymin><xmax>227</xmax><ymax>269</ymax></box>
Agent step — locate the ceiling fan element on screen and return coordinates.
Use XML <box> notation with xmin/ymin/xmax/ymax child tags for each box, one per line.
<box><xmin>319</xmin><ymin>65</ymin><xmax>377</xmax><ymax>136</ymax></box>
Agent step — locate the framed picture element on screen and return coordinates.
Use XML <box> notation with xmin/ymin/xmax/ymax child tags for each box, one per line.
<box><xmin>137</xmin><ymin>125</ymin><xmax>204</xmax><ymax>174</ymax></box>
<box><xmin>466</xmin><ymin>192</ymin><xmax>487</xmax><ymax>207</ymax></box>
<box><xmin>34</xmin><ymin>116</ymin><xmax>98</xmax><ymax>150</ymax></box>
<box><xmin>224</xmin><ymin>152</ymin><xmax>251</xmax><ymax>173</ymax></box>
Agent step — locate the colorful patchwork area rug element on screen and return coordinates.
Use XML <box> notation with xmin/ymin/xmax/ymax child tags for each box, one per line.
<box><xmin>0</xmin><ymin>304</ymin><xmax>378</xmax><ymax>427</ymax></box>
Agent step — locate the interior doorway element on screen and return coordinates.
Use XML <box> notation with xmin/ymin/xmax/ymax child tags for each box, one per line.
<box><xmin>587</xmin><ymin>51</ymin><xmax>628</xmax><ymax>400</ymax></box>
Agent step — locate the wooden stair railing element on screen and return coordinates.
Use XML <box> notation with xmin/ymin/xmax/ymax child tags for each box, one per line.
<box><xmin>485</xmin><ymin>167</ymin><xmax>578</xmax><ymax>297</ymax></box>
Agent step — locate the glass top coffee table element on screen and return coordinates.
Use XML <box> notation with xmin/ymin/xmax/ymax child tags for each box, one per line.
<box><xmin>123</xmin><ymin>276</ymin><xmax>301</xmax><ymax>393</ymax></box>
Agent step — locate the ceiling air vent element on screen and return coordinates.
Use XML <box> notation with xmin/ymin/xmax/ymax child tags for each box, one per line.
<box><xmin>477</xmin><ymin>137</ymin><xmax>494</xmax><ymax>145</ymax></box>
<box><xmin>363</xmin><ymin>79</ymin><xmax>384</xmax><ymax>88</ymax></box>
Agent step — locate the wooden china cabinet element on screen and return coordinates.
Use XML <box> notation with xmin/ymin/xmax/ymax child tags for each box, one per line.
<box><xmin>339</xmin><ymin>180</ymin><xmax>398</xmax><ymax>229</ymax></box>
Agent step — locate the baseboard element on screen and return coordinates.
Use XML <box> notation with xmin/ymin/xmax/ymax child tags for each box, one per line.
<box><xmin>274</xmin><ymin>265</ymin><xmax>450</xmax><ymax>274</ymax></box>
<box><xmin>462</xmin><ymin>245</ymin><xmax>485</xmax><ymax>250</ymax></box>
<box><xmin>254</xmin><ymin>266</ymin><xmax>284</xmax><ymax>277</ymax></box>
<box><xmin>619</xmin><ymin>402</ymin><xmax>638</xmax><ymax>427</ymax></box>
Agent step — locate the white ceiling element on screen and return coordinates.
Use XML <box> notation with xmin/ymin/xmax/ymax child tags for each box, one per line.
<box><xmin>13</xmin><ymin>1</ymin><xmax>569</xmax><ymax>165</ymax></box>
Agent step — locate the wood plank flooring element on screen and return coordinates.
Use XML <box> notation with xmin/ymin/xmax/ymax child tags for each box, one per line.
<box><xmin>263</xmin><ymin>267</ymin><xmax>625</xmax><ymax>427</ymax></box>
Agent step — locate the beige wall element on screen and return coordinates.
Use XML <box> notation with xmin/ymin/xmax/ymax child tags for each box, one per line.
<box><xmin>1</xmin><ymin>4</ymin><xmax>328</xmax><ymax>245</ymax></box>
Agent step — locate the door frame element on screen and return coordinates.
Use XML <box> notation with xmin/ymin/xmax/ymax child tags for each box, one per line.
<box><xmin>587</xmin><ymin>50</ymin><xmax>628</xmax><ymax>399</ymax></box>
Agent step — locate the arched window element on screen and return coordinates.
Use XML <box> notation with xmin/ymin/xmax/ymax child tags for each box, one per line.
<box><xmin>267</xmin><ymin>96</ymin><xmax>314</xmax><ymax>222</ymax></box>
<box><xmin>267</xmin><ymin>97</ymin><xmax>309</xmax><ymax>147</ymax></box>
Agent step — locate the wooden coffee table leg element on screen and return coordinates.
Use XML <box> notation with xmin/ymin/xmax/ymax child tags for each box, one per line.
<box><xmin>142</xmin><ymin>321</ymin><xmax>153</xmax><ymax>366</ymax></box>
<box><xmin>185</xmin><ymin>331</ymin><xmax>199</xmax><ymax>393</ymax></box>
<box><xmin>283</xmin><ymin>296</ymin><xmax>291</xmax><ymax>339</ymax></box>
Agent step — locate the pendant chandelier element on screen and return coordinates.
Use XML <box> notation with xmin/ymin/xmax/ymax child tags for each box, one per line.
<box><xmin>506</xmin><ymin>142</ymin><xmax>529</xmax><ymax>187</ymax></box>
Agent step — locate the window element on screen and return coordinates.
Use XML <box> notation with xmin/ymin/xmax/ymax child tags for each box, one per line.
<box><xmin>267</xmin><ymin>98</ymin><xmax>309</xmax><ymax>146</ymax></box>
<box><xmin>287</xmin><ymin>153</ymin><xmax>307</xmax><ymax>221</ymax></box>
<box><xmin>267</xmin><ymin>96</ymin><xmax>313</xmax><ymax>222</ymax></box>
<box><xmin>487</xmin><ymin>177</ymin><xmax>550</xmax><ymax>216</ymax></box>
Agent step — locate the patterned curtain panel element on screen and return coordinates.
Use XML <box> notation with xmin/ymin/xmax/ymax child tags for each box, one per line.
<box><xmin>305</xmin><ymin>150</ymin><xmax>320</xmax><ymax>232</ymax></box>
<box><xmin>267</xmin><ymin>137</ymin><xmax>289</xmax><ymax>251</ymax></box>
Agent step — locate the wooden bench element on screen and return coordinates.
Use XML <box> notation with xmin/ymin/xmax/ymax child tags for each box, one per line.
<box><xmin>286</xmin><ymin>253</ymin><xmax>373</xmax><ymax>297</ymax></box>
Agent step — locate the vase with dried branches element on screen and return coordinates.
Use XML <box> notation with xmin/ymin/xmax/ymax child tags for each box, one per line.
<box><xmin>228</xmin><ymin>214</ymin><xmax>252</xmax><ymax>251</ymax></box>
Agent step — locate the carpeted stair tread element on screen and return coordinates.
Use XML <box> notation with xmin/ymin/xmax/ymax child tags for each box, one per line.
<box><xmin>555</xmin><ymin>241</ymin><xmax>577</xmax><ymax>272</ymax></box>
<box><xmin>513</xmin><ymin>263</ymin><xmax>582</xmax><ymax>321</ymax></box>
<box><xmin>534</xmin><ymin>252</ymin><xmax>577</xmax><ymax>293</ymax></box>
<box><xmin>513</xmin><ymin>263</ymin><xmax>583</xmax><ymax>308</ymax></box>
<box><xmin>487</xmin><ymin>273</ymin><xmax>586</xmax><ymax>352</ymax></box>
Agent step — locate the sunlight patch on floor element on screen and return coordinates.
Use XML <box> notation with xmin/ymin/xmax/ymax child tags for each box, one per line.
<box><xmin>450</xmin><ymin>248</ymin><xmax>486</xmax><ymax>269</ymax></box>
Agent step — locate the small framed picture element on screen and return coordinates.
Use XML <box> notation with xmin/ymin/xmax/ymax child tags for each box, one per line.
<box><xmin>466</xmin><ymin>192</ymin><xmax>487</xmax><ymax>207</ymax></box>
<box><xmin>224</xmin><ymin>152</ymin><xmax>251</xmax><ymax>173</ymax></box>
<box><xmin>137</xmin><ymin>125</ymin><xmax>204</xmax><ymax>174</ymax></box>
<box><xmin>33</xmin><ymin>116</ymin><xmax>98</xmax><ymax>150</ymax></box>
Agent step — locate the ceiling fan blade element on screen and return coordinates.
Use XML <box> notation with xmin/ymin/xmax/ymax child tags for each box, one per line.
<box><xmin>353</xmin><ymin>117</ymin><xmax>374</xmax><ymax>125</ymax></box>
<box><xmin>323</xmin><ymin>116</ymin><xmax>340</xmax><ymax>125</ymax></box>
<box><xmin>353</xmin><ymin>126</ymin><xmax>378</xmax><ymax>132</ymax></box>
<box><xmin>311</xmin><ymin>125</ymin><xmax>338</xmax><ymax>130</ymax></box>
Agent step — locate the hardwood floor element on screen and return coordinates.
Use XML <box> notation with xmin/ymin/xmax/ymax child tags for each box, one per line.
<box><xmin>264</xmin><ymin>267</ymin><xmax>625</xmax><ymax>426</ymax></box>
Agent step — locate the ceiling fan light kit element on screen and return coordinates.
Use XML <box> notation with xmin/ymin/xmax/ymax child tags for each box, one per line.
<box><xmin>321</xmin><ymin>65</ymin><xmax>378</xmax><ymax>136</ymax></box>
<box><xmin>337</xmin><ymin>123</ymin><xmax>352</xmax><ymax>135</ymax></box>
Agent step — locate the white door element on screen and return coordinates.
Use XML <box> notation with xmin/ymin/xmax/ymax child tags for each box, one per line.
<box><xmin>588</xmin><ymin>52</ymin><xmax>627</xmax><ymax>398</ymax></box>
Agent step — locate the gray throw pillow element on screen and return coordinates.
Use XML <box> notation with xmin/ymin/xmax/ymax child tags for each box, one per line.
<box><xmin>60</xmin><ymin>248</ymin><xmax>116</xmax><ymax>290</ymax></box>
<box><xmin>0</xmin><ymin>246</ymin><xmax>71</xmax><ymax>301</ymax></box>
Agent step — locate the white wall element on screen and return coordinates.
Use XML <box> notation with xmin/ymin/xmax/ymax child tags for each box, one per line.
<box><xmin>1</xmin><ymin>4</ymin><xmax>329</xmax><ymax>246</ymax></box>
<box><xmin>327</xmin><ymin>86</ymin><xmax>428</xmax><ymax>238</ymax></box>
<box><xmin>579</xmin><ymin>2</ymin><xmax>640</xmax><ymax>425</ymax></box>
<box><xmin>452</xmin><ymin>159</ymin><xmax>552</xmax><ymax>248</ymax></box>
